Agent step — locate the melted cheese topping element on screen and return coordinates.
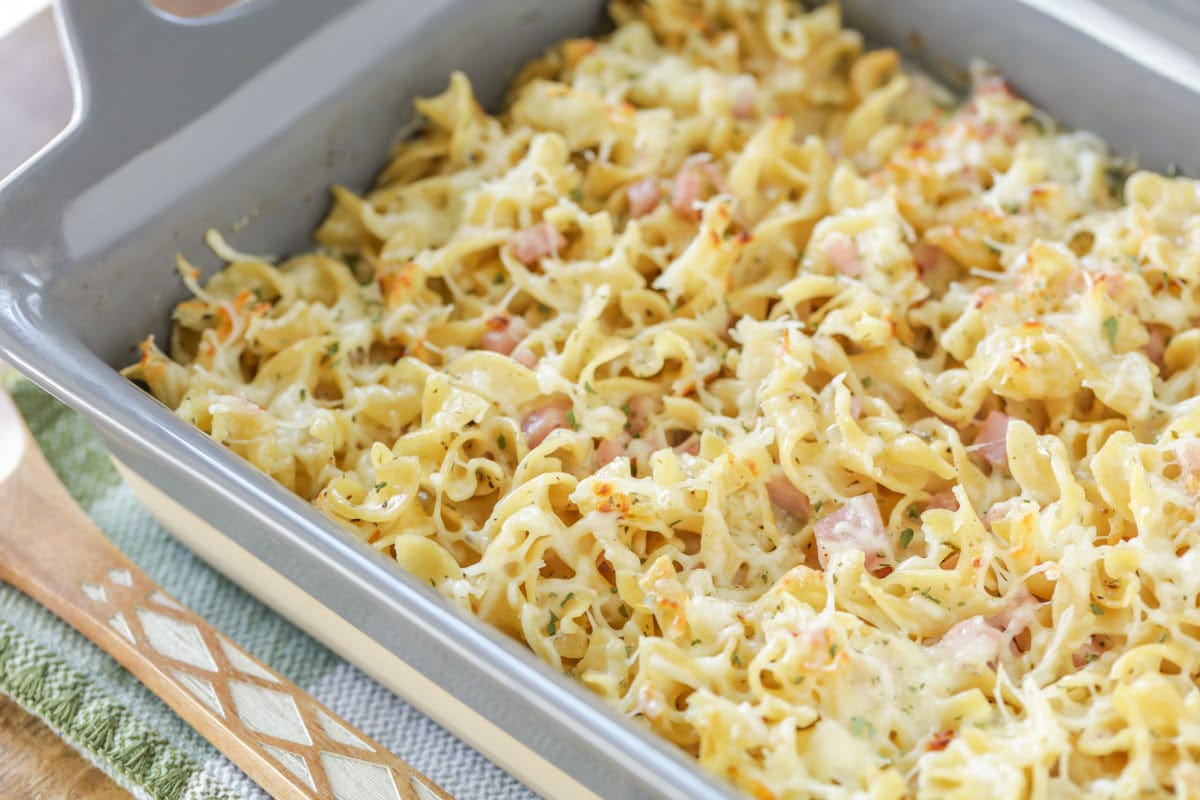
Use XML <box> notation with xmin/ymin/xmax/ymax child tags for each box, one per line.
<box><xmin>125</xmin><ymin>2</ymin><xmax>1200</xmax><ymax>797</ymax></box>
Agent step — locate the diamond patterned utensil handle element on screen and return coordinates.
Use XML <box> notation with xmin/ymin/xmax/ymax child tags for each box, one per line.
<box><xmin>0</xmin><ymin>388</ymin><xmax>453</xmax><ymax>800</ymax></box>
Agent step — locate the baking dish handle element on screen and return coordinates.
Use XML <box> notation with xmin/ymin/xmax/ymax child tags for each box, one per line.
<box><xmin>52</xmin><ymin>0</ymin><xmax>345</xmax><ymax>180</ymax></box>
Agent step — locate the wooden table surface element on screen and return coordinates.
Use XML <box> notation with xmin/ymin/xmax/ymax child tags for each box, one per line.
<box><xmin>0</xmin><ymin>10</ymin><xmax>131</xmax><ymax>799</ymax></box>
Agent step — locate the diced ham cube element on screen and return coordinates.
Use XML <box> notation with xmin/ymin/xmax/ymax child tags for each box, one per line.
<box><xmin>766</xmin><ymin>475</ymin><xmax>812</xmax><ymax>521</ymax></box>
<box><xmin>813</xmin><ymin>494</ymin><xmax>892</xmax><ymax>571</ymax></box>
<box><xmin>627</xmin><ymin>178</ymin><xmax>661</xmax><ymax>218</ymax></box>
<box><xmin>1144</xmin><ymin>324</ymin><xmax>1168</xmax><ymax>369</ymax></box>
<box><xmin>512</xmin><ymin>347</ymin><xmax>538</xmax><ymax>369</ymax></box>
<box><xmin>1175</xmin><ymin>437</ymin><xmax>1200</xmax><ymax>473</ymax></box>
<box><xmin>989</xmin><ymin>587</ymin><xmax>1037</xmax><ymax>638</ymax></box>
<box><xmin>625</xmin><ymin>394</ymin><xmax>657</xmax><ymax>436</ymax></box>
<box><xmin>982</xmin><ymin>497</ymin><xmax>1028</xmax><ymax>531</ymax></box>
<box><xmin>914</xmin><ymin>242</ymin><xmax>942</xmax><ymax>276</ymax></box>
<box><xmin>671</xmin><ymin>166</ymin><xmax>705</xmax><ymax>220</ymax></box>
<box><xmin>730</xmin><ymin>74</ymin><xmax>757</xmax><ymax>119</ymax></box>
<box><xmin>623</xmin><ymin>429</ymin><xmax>667</xmax><ymax>466</ymax></box>
<box><xmin>825</xmin><ymin>233</ymin><xmax>862</xmax><ymax>277</ymax></box>
<box><xmin>594</xmin><ymin>434</ymin><xmax>630</xmax><ymax>468</ymax></box>
<box><xmin>1072</xmin><ymin>634</ymin><xmax>1107</xmax><ymax>669</ymax></box>
<box><xmin>914</xmin><ymin>242</ymin><xmax>959</xmax><ymax>287</ymax></box>
<box><xmin>521</xmin><ymin>399</ymin><xmax>572</xmax><ymax>448</ymax></box>
<box><xmin>934</xmin><ymin>616</ymin><xmax>1004</xmax><ymax>671</ymax></box>
<box><xmin>927</xmin><ymin>491</ymin><xmax>959</xmax><ymax>511</ymax></box>
<box><xmin>480</xmin><ymin>314</ymin><xmax>529</xmax><ymax>356</ymax></box>
<box><xmin>674</xmin><ymin>434</ymin><xmax>700</xmax><ymax>456</ymax></box>
<box><xmin>1097</xmin><ymin>271</ymin><xmax>1127</xmax><ymax>299</ymax></box>
<box><xmin>973</xmin><ymin>410</ymin><xmax>1009</xmax><ymax>467</ymax></box>
<box><xmin>671</xmin><ymin>154</ymin><xmax>730</xmax><ymax>220</ymax></box>
<box><xmin>509</xmin><ymin>223</ymin><xmax>566</xmax><ymax>265</ymax></box>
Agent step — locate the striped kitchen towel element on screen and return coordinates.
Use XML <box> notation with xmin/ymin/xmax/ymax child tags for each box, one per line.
<box><xmin>0</xmin><ymin>375</ymin><xmax>537</xmax><ymax>800</ymax></box>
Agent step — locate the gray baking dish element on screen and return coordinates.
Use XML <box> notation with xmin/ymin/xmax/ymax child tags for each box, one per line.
<box><xmin>2</xmin><ymin>1</ymin><xmax>1199</xmax><ymax>798</ymax></box>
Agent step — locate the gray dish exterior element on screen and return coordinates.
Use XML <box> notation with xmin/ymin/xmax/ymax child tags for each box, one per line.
<box><xmin>0</xmin><ymin>2</ymin><xmax>1197</xmax><ymax>798</ymax></box>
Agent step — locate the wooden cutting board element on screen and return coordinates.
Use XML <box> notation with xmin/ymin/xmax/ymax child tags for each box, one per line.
<box><xmin>0</xmin><ymin>11</ymin><xmax>130</xmax><ymax>800</ymax></box>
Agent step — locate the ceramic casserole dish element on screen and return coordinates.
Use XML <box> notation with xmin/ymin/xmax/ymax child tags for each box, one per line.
<box><xmin>1</xmin><ymin>1</ymin><xmax>1199</xmax><ymax>797</ymax></box>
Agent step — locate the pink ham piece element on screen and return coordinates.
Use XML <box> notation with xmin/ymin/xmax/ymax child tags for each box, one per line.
<box><xmin>625</xmin><ymin>394</ymin><xmax>657</xmax><ymax>436</ymax></box>
<box><xmin>973</xmin><ymin>410</ymin><xmax>1010</xmax><ymax>467</ymax></box>
<box><xmin>671</xmin><ymin>166</ymin><xmax>705</xmax><ymax>220</ymax></box>
<box><xmin>595</xmin><ymin>429</ymin><xmax>667</xmax><ymax>472</ymax></box>
<box><xmin>934</xmin><ymin>616</ymin><xmax>1004</xmax><ymax>671</ymax></box>
<box><xmin>675</xmin><ymin>434</ymin><xmax>700</xmax><ymax>456</ymax></box>
<box><xmin>627</xmin><ymin>178</ymin><xmax>661</xmax><ymax>218</ymax></box>
<box><xmin>512</xmin><ymin>347</ymin><xmax>538</xmax><ymax>369</ymax></box>
<box><xmin>509</xmin><ymin>223</ymin><xmax>566</xmax><ymax>265</ymax></box>
<box><xmin>989</xmin><ymin>587</ymin><xmax>1037</xmax><ymax>638</ymax></box>
<box><xmin>914</xmin><ymin>242</ymin><xmax>959</xmax><ymax>287</ymax></box>
<box><xmin>521</xmin><ymin>399</ymin><xmax>572</xmax><ymax>448</ymax></box>
<box><xmin>730</xmin><ymin>75</ymin><xmax>757</xmax><ymax>119</ymax></box>
<box><xmin>1072</xmin><ymin>635</ymin><xmax>1107</xmax><ymax>669</ymax></box>
<box><xmin>480</xmin><ymin>314</ymin><xmax>529</xmax><ymax>356</ymax></box>
<box><xmin>1176</xmin><ymin>437</ymin><xmax>1200</xmax><ymax>474</ymax></box>
<box><xmin>1144</xmin><ymin>325</ymin><xmax>1168</xmax><ymax>369</ymax></box>
<box><xmin>926</xmin><ymin>491</ymin><xmax>959</xmax><ymax>511</ymax></box>
<box><xmin>914</xmin><ymin>242</ymin><xmax>942</xmax><ymax>276</ymax></box>
<box><xmin>766</xmin><ymin>475</ymin><xmax>812</xmax><ymax>521</ymax></box>
<box><xmin>983</xmin><ymin>497</ymin><xmax>1028</xmax><ymax>532</ymax></box>
<box><xmin>670</xmin><ymin>154</ymin><xmax>731</xmax><ymax>220</ymax></box>
<box><xmin>825</xmin><ymin>233</ymin><xmax>862</xmax><ymax>277</ymax></box>
<box><xmin>594</xmin><ymin>434</ymin><xmax>631</xmax><ymax>468</ymax></box>
<box><xmin>813</xmin><ymin>494</ymin><xmax>892</xmax><ymax>571</ymax></box>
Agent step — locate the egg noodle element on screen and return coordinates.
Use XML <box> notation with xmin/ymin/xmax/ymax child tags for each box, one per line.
<box><xmin>125</xmin><ymin>2</ymin><xmax>1200</xmax><ymax>797</ymax></box>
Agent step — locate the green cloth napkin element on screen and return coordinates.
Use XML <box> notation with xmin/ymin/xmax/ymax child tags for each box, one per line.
<box><xmin>0</xmin><ymin>376</ymin><xmax>536</xmax><ymax>800</ymax></box>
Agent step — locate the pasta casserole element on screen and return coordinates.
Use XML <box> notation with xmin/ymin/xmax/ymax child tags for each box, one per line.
<box><xmin>126</xmin><ymin>1</ymin><xmax>1200</xmax><ymax>797</ymax></box>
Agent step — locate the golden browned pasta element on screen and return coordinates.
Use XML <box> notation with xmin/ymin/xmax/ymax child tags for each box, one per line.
<box><xmin>126</xmin><ymin>2</ymin><xmax>1200</xmax><ymax>797</ymax></box>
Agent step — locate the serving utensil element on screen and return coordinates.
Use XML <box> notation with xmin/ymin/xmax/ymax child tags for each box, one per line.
<box><xmin>0</xmin><ymin>386</ymin><xmax>453</xmax><ymax>800</ymax></box>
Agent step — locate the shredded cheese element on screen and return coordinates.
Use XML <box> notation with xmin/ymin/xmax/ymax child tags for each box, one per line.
<box><xmin>125</xmin><ymin>3</ymin><xmax>1200</xmax><ymax>798</ymax></box>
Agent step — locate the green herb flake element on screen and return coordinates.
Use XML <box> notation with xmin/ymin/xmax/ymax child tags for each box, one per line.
<box><xmin>493</xmin><ymin>272</ymin><xmax>506</xmax><ymax>285</ymax></box>
<box><xmin>907</xmin><ymin>502</ymin><xmax>919</xmax><ymax>518</ymax></box>
<box><xmin>862</xmin><ymin>377</ymin><xmax>873</xmax><ymax>388</ymax></box>
<box><xmin>560</xmin><ymin>592</ymin><xmax>575</xmax><ymax>608</ymax></box>
<box><xmin>900</xmin><ymin>528</ymin><xmax>915</xmax><ymax>549</ymax></box>
<box><xmin>730</xmin><ymin>650</ymin><xmax>741</xmax><ymax>667</ymax></box>
<box><xmin>829</xmin><ymin>644</ymin><xmax>838</xmax><ymax>659</ymax></box>
<box><xmin>813</xmin><ymin>501</ymin><xmax>823</xmax><ymax>513</ymax></box>
<box><xmin>374</xmin><ymin>481</ymin><xmax>387</xmax><ymax>491</ymax></box>
<box><xmin>1090</xmin><ymin>603</ymin><xmax>1105</xmax><ymax>616</ymax></box>
<box><xmin>690</xmin><ymin>638</ymin><xmax>702</xmax><ymax>646</ymax></box>
<box><xmin>585</xmin><ymin>381</ymin><xmax>596</xmax><ymax>394</ymax></box>
<box><xmin>1103</xmin><ymin>315</ymin><xmax>1118</xmax><ymax>348</ymax></box>
<box><xmin>299</xmin><ymin>388</ymin><xmax>307</xmax><ymax>400</ymax></box>
<box><xmin>566</xmin><ymin>409</ymin><xmax>578</xmax><ymax>430</ymax></box>
<box><xmin>546</xmin><ymin>611</ymin><xmax>559</xmax><ymax>636</ymax></box>
<box><xmin>326</xmin><ymin>342</ymin><xmax>340</xmax><ymax>356</ymax></box>
<box><xmin>497</xmin><ymin>433</ymin><xmax>507</xmax><ymax>450</ymax></box>
<box><xmin>850</xmin><ymin>716</ymin><xmax>874</xmax><ymax>737</ymax></box>
<box><xmin>618</xmin><ymin>604</ymin><xmax>630</xmax><ymax>618</ymax></box>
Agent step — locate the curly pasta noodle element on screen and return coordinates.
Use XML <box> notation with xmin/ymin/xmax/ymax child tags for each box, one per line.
<box><xmin>126</xmin><ymin>2</ymin><xmax>1200</xmax><ymax>797</ymax></box>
